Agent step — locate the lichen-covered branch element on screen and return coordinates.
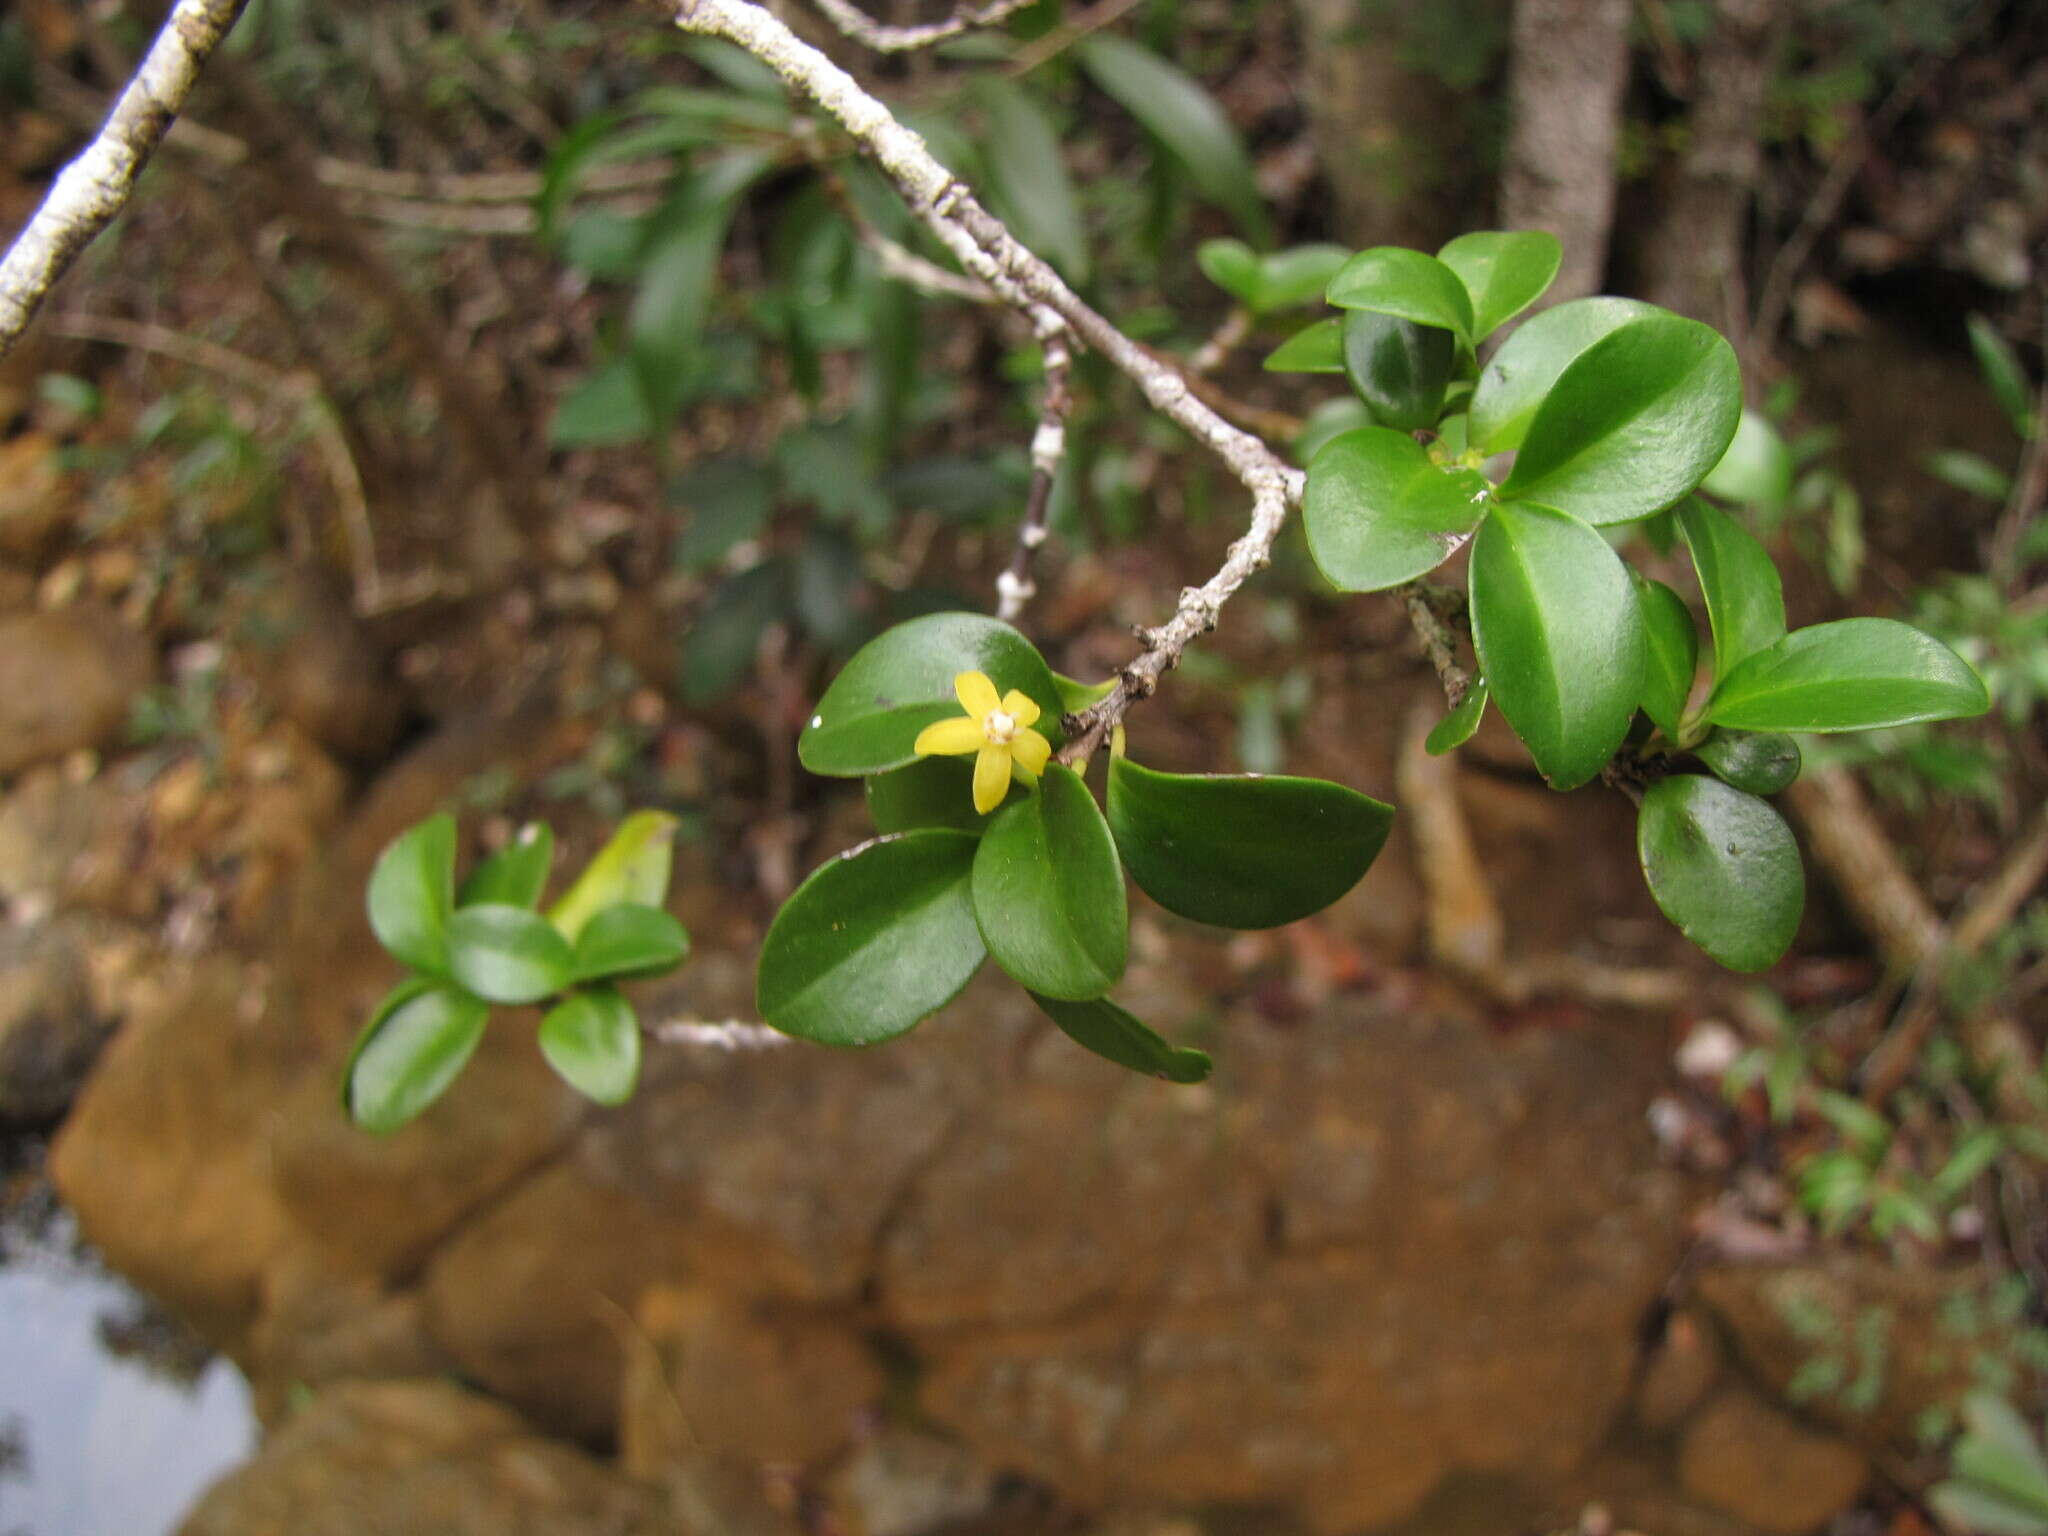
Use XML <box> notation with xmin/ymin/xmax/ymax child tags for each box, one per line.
<box><xmin>996</xmin><ymin>326</ymin><xmax>1072</xmax><ymax>620</ymax></box>
<box><xmin>810</xmin><ymin>0</ymin><xmax>1035</xmax><ymax>54</ymax></box>
<box><xmin>0</xmin><ymin>0</ymin><xmax>249</xmax><ymax>360</ymax></box>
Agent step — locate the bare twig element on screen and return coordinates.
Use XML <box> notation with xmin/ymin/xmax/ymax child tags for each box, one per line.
<box><xmin>1188</xmin><ymin>306</ymin><xmax>1252</xmax><ymax>376</ymax></box>
<box><xmin>0</xmin><ymin>0</ymin><xmax>250</xmax><ymax>359</ymax></box>
<box><xmin>645</xmin><ymin>1018</ymin><xmax>790</xmax><ymax>1049</ymax></box>
<box><xmin>996</xmin><ymin>326</ymin><xmax>1072</xmax><ymax>620</ymax></box>
<box><xmin>1401</xmin><ymin>581</ymin><xmax>1474</xmax><ymax>709</ymax></box>
<box><xmin>810</xmin><ymin>0</ymin><xmax>1035</xmax><ymax>54</ymax></box>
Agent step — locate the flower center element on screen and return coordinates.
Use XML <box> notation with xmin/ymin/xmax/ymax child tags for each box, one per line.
<box><xmin>982</xmin><ymin>708</ymin><xmax>1017</xmax><ymax>745</ymax></box>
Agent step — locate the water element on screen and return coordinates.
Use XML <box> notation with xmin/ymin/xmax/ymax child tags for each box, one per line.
<box><xmin>0</xmin><ymin>1157</ymin><xmax>256</xmax><ymax>1536</ymax></box>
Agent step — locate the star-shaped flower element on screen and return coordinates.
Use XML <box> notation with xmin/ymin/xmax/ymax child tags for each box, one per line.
<box><xmin>912</xmin><ymin>670</ymin><xmax>1052</xmax><ymax>813</ymax></box>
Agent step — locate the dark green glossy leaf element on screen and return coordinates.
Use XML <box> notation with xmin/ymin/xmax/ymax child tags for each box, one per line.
<box><xmin>549</xmin><ymin>812</ymin><xmax>679</xmax><ymax>941</ymax></box>
<box><xmin>1436</xmin><ymin>230</ymin><xmax>1561</xmax><ymax>339</ymax></box>
<box><xmin>1632</xmin><ymin>572</ymin><xmax>1698</xmax><ymax>741</ymax></box>
<box><xmin>801</xmin><ymin>612</ymin><xmax>1061</xmax><ymax>777</ymax></box>
<box><xmin>1469</xmin><ymin>502</ymin><xmax>1645</xmax><ymax>790</ymax></box>
<box><xmin>459</xmin><ymin>824</ymin><xmax>554</xmax><ymax>910</ymax></box>
<box><xmin>1696</xmin><ymin>729</ymin><xmax>1801</xmax><ymax>796</ymax></box>
<box><xmin>367</xmin><ymin>812</ymin><xmax>457</xmax><ymax>974</ymax></box>
<box><xmin>973</xmin><ymin>765</ymin><xmax>1127</xmax><ymax>999</ymax></box>
<box><xmin>1467</xmin><ymin>296</ymin><xmax>1656</xmax><ymax>454</ymax></box>
<box><xmin>344</xmin><ymin>981</ymin><xmax>490</xmax><ymax>1135</ymax></box>
<box><xmin>572</xmin><ymin>902</ymin><xmax>690</xmax><ymax>982</ymax></box>
<box><xmin>1705</xmin><ymin>618</ymin><xmax>1992</xmax><ymax>733</ymax></box>
<box><xmin>1701</xmin><ymin>408</ymin><xmax>1792</xmax><ymax>513</ymax></box>
<box><xmin>1968</xmin><ymin>313</ymin><xmax>2037</xmax><ymax>441</ymax></box>
<box><xmin>1342</xmin><ymin>310</ymin><xmax>1456</xmax><ymax>432</ymax></box>
<box><xmin>1197</xmin><ymin>238</ymin><xmax>1261</xmax><ymax>306</ymax></box>
<box><xmin>1031</xmin><ymin>993</ymin><xmax>1212</xmax><ymax>1083</ymax></box>
<box><xmin>976</xmin><ymin>78</ymin><xmax>1088</xmax><ymax>282</ymax></box>
<box><xmin>866</xmin><ymin>756</ymin><xmax>1016</xmax><ymax>833</ymax></box>
<box><xmin>447</xmin><ymin>904</ymin><xmax>577</xmax><ymax>1005</ymax></box>
<box><xmin>538</xmin><ymin>987</ymin><xmax>641</xmax><ymax>1106</ymax></box>
<box><xmin>1501</xmin><ymin>314</ymin><xmax>1742</xmax><ymax>525</ymax></box>
<box><xmin>1253</xmin><ymin>244</ymin><xmax>1350</xmax><ymax>311</ymax></box>
<box><xmin>1303</xmin><ymin>426</ymin><xmax>1490</xmax><ymax>592</ymax></box>
<box><xmin>1676</xmin><ymin>498</ymin><xmax>1786</xmax><ymax>686</ymax></box>
<box><xmin>1263</xmin><ymin>318</ymin><xmax>1343</xmax><ymax>374</ymax></box>
<box><xmin>1325</xmin><ymin>247</ymin><xmax>1474</xmax><ymax>343</ymax></box>
<box><xmin>1425</xmin><ymin>682</ymin><xmax>1488</xmax><ymax>755</ymax></box>
<box><xmin>1076</xmin><ymin>35</ymin><xmax>1272</xmax><ymax>244</ymax></box>
<box><xmin>1106</xmin><ymin>757</ymin><xmax>1392</xmax><ymax>929</ymax></box>
<box><xmin>1638</xmin><ymin>775</ymin><xmax>1802</xmax><ymax>972</ymax></box>
<box><xmin>757</xmin><ymin>829</ymin><xmax>985</xmax><ymax>1046</ymax></box>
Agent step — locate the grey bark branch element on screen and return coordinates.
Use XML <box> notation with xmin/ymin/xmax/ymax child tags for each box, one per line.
<box><xmin>0</xmin><ymin>0</ymin><xmax>250</xmax><ymax>360</ymax></box>
<box><xmin>810</xmin><ymin>0</ymin><xmax>1035</xmax><ymax>53</ymax></box>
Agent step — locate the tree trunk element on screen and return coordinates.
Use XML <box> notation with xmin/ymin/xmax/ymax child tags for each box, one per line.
<box><xmin>1497</xmin><ymin>0</ymin><xmax>1632</xmax><ymax>304</ymax></box>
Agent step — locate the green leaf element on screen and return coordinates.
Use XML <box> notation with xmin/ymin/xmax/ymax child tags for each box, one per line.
<box><xmin>1969</xmin><ymin>313</ymin><xmax>2037</xmax><ymax>441</ymax></box>
<box><xmin>976</xmin><ymin>78</ymin><xmax>1088</xmax><ymax>282</ymax></box>
<box><xmin>1469</xmin><ymin>502</ymin><xmax>1645</xmax><ymax>789</ymax></box>
<box><xmin>1955</xmin><ymin>1430</ymin><xmax>2048</xmax><ymax>1518</ymax></box>
<box><xmin>866</xmin><ymin>756</ymin><xmax>1015</xmax><ymax>833</ymax></box>
<box><xmin>1932</xmin><ymin>1128</ymin><xmax>2006</xmax><ymax>1203</ymax></box>
<box><xmin>1425</xmin><ymin>682</ymin><xmax>1488</xmax><ymax>755</ymax></box>
<box><xmin>671</xmin><ymin>456</ymin><xmax>774</xmax><ymax>572</ymax></box>
<box><xmin>1929</xmin><ymin>1480</ymin><xmax>2048</xmax><ymax>1536</ymax></box>
<box><xmin>550</xmin><ymin>357</ymin><xmax>655</xmax><ymax>450</ymax></box>
<box><xmin>1705</xmin><ymin>618</ymin><xmax>1992</xmax><ymax>733</ymax></box>
<box><xmin>1435</xmin><ymin>230</ymin><xmax>1561</xmax><ymax>339</ymax></box>
<box><xmin>1637</xmin><ymin>775</ymin><xmax>1803</xmax><ymax>972</ymax></box>
<box><xmin>1923</xmin><ymin>448</ymin><xmax>2015</xmax><ymax>502</ymax></box>
<box><xmin>548</xmin><ymin>811</ymin><xmax>680</xmax><ymax>942</ymax></box>
<box><xmin>1076</xmin><ymin>35</ymin><xmax>1272</xmax><ymax>245</ymax></box>
<box><xmin>367</xmin><ymin>813</ymin><xmax>458</xmax><ymax>974</ymax></box>
<box><xmin>344</xmin><ymin>980</ymin><xmax>490</xmax><ymax>1135</ymax></box>
<box><xmin>446</xmin><ymin>904</ymin><xmax>577</xmax><ymax>1005</ymax></box>
<box><xmin>1197</xmin><ymin>238</ymin><xmax>1261</xmax><ymax>306</ymax></box>
<box><xmin>1632</xmin><ymin>572</ymin><xmax>1699</xmax><ymax>741</ymax></box>
<box><xmin>1342</xmin><ymin>310</ymin><xmax>1457</xmax><ymax>432</ymax></box>
<box><xmin>1106</xmin><ymin>757</ymin><xmax>1392</xmax><ymax>929</ymax></box>
<box><xmin>1325</xmin><ymin>247</ymin><xmax>1474</xmax><ymax>344</ymax></box>
<box><xmin>1500</xmin><ymin>313</ymin><xmax>1743</xmax><ymax>525</ymax></box>
<box><xmin>1303</xmin><ymin>426</ymin><xmax>1490</xmax><ymax>593</ymax></box>
<box><xmin>757</xmin><ymin>829</ymin><xmax>985</xmax><ymax>1046</ymax></box>
<box><xmin>1678</xmin><ymin>498</ymin><xmax>1786</xmax><ymax>686</ymax></box>
<box><xmin>1696</xmin><ymin>729</ymin><xmax>1801</xmax><ymax>796</ymax></box>
<box><xmin>1030</xmin><ymin>993</ymin><xmax>1212</xmax><ymax>1083</ymax></box>
<box><xmin>459</xmin><ymin>824</ymin><xmax>554</xmax><ymax>910</ymax></box>
<box><xmin>1252</xmin><ymin>244</ymin><xmax>1351</xmax><ymax>311</ymax></box>
<box><xmin>1053</xmin><ymin>672</ymin><xmax>1117</xmax><ymax>714</ymax></box>
<box><xmin>1959</xmin><ymin>1395</ymin><xmax>2048</xmax><ymax>1492</ymax></box>
<box><xmin>1468</xmin><ymin>296</ymin><xmax>1656</xmax><ymax>454</ymax></box>
<box><xmin>800</xmin><ymin>612</ymin><xmax>1061</xmax><ymax>777</ymax></box>
<box><xmin>1702</xmin><ymin>408</ymin><xmax>1793</xmax><ymax>513</ymax></box>
<box><xmin>538</xmin><ymin>988</ymin><xmax>642</xmax><ymax>1106</ymax></box>
<box><xmin>1263</xmin><ymin>318</ymin><xmax>1343</xmax><ymax>374</ymax></box>
<box><xmin>681</xmin><ymin>561</ymin><xmax>784</xmax><ymax>704</ymax></box>
<box><xmin>973</xmin><ymin>764</ymin><xmax>1127</xmax><ymax>999</ymax></box>
<box><xmin>572</xmin><ymin>902</ymin><xmax>690</xmax><ymax>982</ymax></box>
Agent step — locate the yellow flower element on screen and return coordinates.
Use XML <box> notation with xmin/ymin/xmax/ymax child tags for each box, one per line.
<box><xmin>912</xmin><ymin>670</ymin><xmax>1052</xmax><ymax>814</ymax></box>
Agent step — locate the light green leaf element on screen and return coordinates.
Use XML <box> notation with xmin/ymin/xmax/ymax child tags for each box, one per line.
<box><xmin>1929</xmin><ymin>1479</ymin><xmax>2048</xmax><ymax>1536</ymax></box>
<box><xmin>976</xmin><ymin>78</ymin><xmax>1088</xmax><ymax>282</ymax></box>
<box><xmin>550</xmin><ymin>357</ymin><xmax>654</xmax><ymax>450</ymax></box>
<box><xmin>1252</xmin><ymin>244</ymin><xmax>1350</xmax><ymax>311</ymax></box>
<box><xmin>1342</xmin><ymin>309</ymin><xmax>1457</xmax><ymax>432</ymax></box>
<box><xmin>1054</xmin><ymin>672</ymin><xmax>1117</xmax><ymax>714</ymax></box>
<box><xmin>1263</xmin><ymin>318</ymin><xmax>1344</xmax><ymax>374</ymax></box>
<box><xmin>1705</xmin><ymin>618</ymin><xmax>1992</xmax><ymax>733</ymax></box>
<box><xmin>1637</xmin><ymin>775</ymin><xmax>1803</xmax><ymax>972</ymax></box>
<box><xmin>1702</xmin><ymin>408</ymin><xmax>1793</xmax><ymax>513</ymax></box>
<box><xmin>538</xmin><ymin>988</ymin><xmax>642</xmax><ymax>1106</ymax></box>
<box><xmin>460</xmin><ymin>824</ymin><xmax>554</xmax><ymax>910</ymax></box>
<box><xmin>973</xmin><ymin>764</ymin><xmax>1127</xmax><ymax>999</ymax></box>
<box><xmin>1197</xmin><ymin>238</ymin><xmax>1261</xmax><ymax>306</ymax></box>
<box><xmin>1469</xmin><ymin>502</ymin><xmax>1645</xmax><ymax>789</ymax></box>
<box><xmin>1303</xmin><ymin>426</ymin><xmax>1490</xmax><ymax>593</ymax></box>
<box><xmin>447</xmin><ymin>904</ymin><xmax>577</xmax><ymax>1005</ymax></box>
<box><xmin>1501</xmin><ymin>313</ymin><xmax>1743</xmax><ymax>525</ymax></box>
<box><xmin>1696</xmin><ymin>729</ymin><xmax>1801</xmax><ymax>796</ymax></box>
<box><xmin>548</xmin><ymin>811</ymin><xmax>680</xmax><ymax>942</ymax></box>
<box><xmin>1325</xmin><ymin>247</ymin><xmax>1474</xmax><ymax>344</ymax></box>
<box><xmin>1467</xmin><ymin>296</ymin><xmax>1655</xmax><ymax>453</ymax></box>
<box><xmin>1969</xmin><ymin>313</ymin><xmax>2037</xmax><ymax>441</ymax></box>
<box><xmin>1677</xmin><ymin>497</ymin><xmax>1787</xmax><ymax>686</ymax></box>
<box><xmin>1435</xmin><ymin>230</ymin><xmax>1561</xmax><ymax>338</ymax></box>
<box><xmin>1632</xmin><ymin>572</ymin><xmax>1699</xmax><ymax>741</ymax></box>
<box><xmin>757</xmin><ymin>829</ymin><xmax>985</xmax><ymax>1046</ymax></box>
<box><xmin>1425</xmin><ymin>682</ymin><xmax>1488</xmax><ymax>755</ymax></box>
<box><xmin>367</xmin><ymin>813</ymin><xmax>458</xmax><ymax>974</ymax></box>
<box><xmin>571</xmin><ymin>902</ymin><xmax>690</xmax><ymax>982</ymax></box>
<box><xmin>344</xmin><ymin>981</ymin><xmax>490</xmax><ymax>1135</ymax></box>
<box><xmin>1923</xmin><ymin>448</ymin><xmax>2015</xmax><ymax>502</ymax></box>
<box><xmin>1031</xmin><ymin>993</ymin><xmax>1212</xmax><ymax>1083</ymax></box>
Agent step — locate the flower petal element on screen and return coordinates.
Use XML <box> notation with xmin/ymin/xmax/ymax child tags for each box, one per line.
<box><xmin>1008</xmin><ymin>726</ymin><xmax>1051</xmax><ymax>778</ymax></box>
<box><xmin>914</xmin><ymin>717</ymin><xmax>985</xmax><ymax>757</ymax></box>
<box><xmin>1000</xmin><ymin>689</ymin><xmax>1041</xmax><ymax>727</ymax></box>
<box><xmin>955</xmin><ymin>671</ymin><xmax>1000</xmax><ymax>718</ymax></box>
<box><xmin>973</xmin><ymin>745</ymin><xmax>1011</xmax><ymax>814</ymax></box>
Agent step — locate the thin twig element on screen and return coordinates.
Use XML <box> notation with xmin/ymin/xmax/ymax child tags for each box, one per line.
<box><xmin>996</xmin><ymin>325</ymin><xmax>1073</xmax><ymax>620</ymax></box>
<box><xmin>810</xmin><ymin>0</ymin><xmax>1035</xmax><ymax>54</ymax></box>
<box><xmin>645</xmin><ymin>1018</ymin><xmax>790</xmax><ymax>1049</ymax></box>
<box><xmin>0</xmin><ymin>0</ymin><xmax>251</xmax><ymax>359</ymax></box>
<box><xmin>1401</xmin><ymin>581</ymin><xmax>1475</xmax><ymax>709</ymax></box>
<box><xmin>1189</xmin><ymin>305</ymin><xmax>1252</xmax><ymax>376</ymax></box>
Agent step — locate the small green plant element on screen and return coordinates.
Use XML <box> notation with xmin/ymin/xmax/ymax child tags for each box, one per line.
<box><xmin>1930</xmin><ymin>1393</ymin><xmax>2048</xmax><ymax>1536</ymax></box>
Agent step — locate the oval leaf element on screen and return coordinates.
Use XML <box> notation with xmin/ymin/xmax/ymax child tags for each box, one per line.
<box><xmin>572</xmin><ymin>902</ymin><xmax>690</xmax><ymax>982</ymax></box>
<box><xmin>1697</xmin><ymin>729</ymin><xmax>1802</xmax><ymax>796</ymax></box>
<box><xmin>367</xmin><ymin>813</ymin><xmax>458</xmax><ymax>974</ymax></box>
<box><xmin>1325</xmin><ymin>247</ymin><xmax>1474</xmax><ymax>343</ymax></box>
<box><xmin>1436</xmin><ymin>230</ymin><xmax>1562</xmax><ymax>339</ymax></box>
<box><xmin>800</xmin><ymin>612</ymin><xmax>1061</xmax><ymax>777</ymax></box>
<box><xmin>973</xmin><ymin>764</ymin><xmax>1127</xmax><ymax>999</ymax></box>
<box><xmin>758</xmin><ymin>830</ymin><xmax>985</xmax><ymax>1046</ymax></box>
<box><xmin>547</xmin><ymin>811</ymin><xmax>680</xmax><ymax>941</ymax></box>
<box><xmin>1701</xmin><ymin>408</ymin><xmax>1792</xmax><ymax>513</ymax></box>
<box><xmin>447</xmin><ymin>904</ymin><xmax>577</xmax><ymax>1005</ymax></box>
<box><xmin>1677</xmin><ymin>498</ymin><xmax>1786</xmax><ymax>685</ymax></box>
<box><xmin>1637</xmin><ymin>775</ymin><xmax>1803</xmax><ymax>972</ymax></box>
<box><xmin>1031</xmin><ymin>993</ymin><xmax>1212</xmax><ymax>1083</ymax></box>
<box><xmin>1425</xmin><ymin>682</ymin><xmax>1489</xmax><ymax>756</ymax></box>
<box><xmin>1501</xmin><ymin>313</ymin><xmax>1743</xmax><ymax>525</ymax></box>
<box><xmin>1253</xmin><ymin>244</ymin><xmax>1351</xmax><ymax>312</ymax></box>
<box><xmin>1342</xmin><ymin>310</ymin><xmax>1456</xmax><ymax>432</ymax></box>
<box><xmin>1632</xmin><ymin>572</ymin><xmax>1699</xmax><ymax>741</ymax></box>
<box><xmin>1705</xmin><ymin>618</ymin><xmax>1992</xmax><ymax>733</ymax></box>
<box><xmin>1468</xmin><ymin>296</ymin><xmax>1656</xmax><ymax>454</ymax></box>
<box><xmin>344</xmin><ymin>981</ymin><xmax>490</xmax><ymax>1135</ymax></box>
<box><xmin>1968</xmin><ymin>313</ymin><xmax>2036</xmax><ymax>441</ymax></box>
<box><xmin>976</xmin><ymin>77</ymin><xmax>1088</xmax><ymax>282</ymax></box>
<box><xmin>866</xmin><ymin>755</ymin><xmax>1017</xmax><ymax>833</ymax></box>
<box><xmin>1107</xmin><ymin>757</ymin><xmax>1393</xmax><ymax>929</ymax></box>
<box><xmin>460</xmin><ymin>823</ymin><xmax>554</xmax><ymax>910</ymax></box>
<box><xmin>1303</xmin><ymin>426</ymin><xmax>1491</xmax><ymax>593</ymax></box>
<box><xmin>538</xmin><ymin>987</ymin><xmax>642</xmax><ymax>1106</ymax></box>
<box><xmin>1469</xmin><ymin>502</ymin><xmax>1645</xmax><ymax>790</ymax></box>
<box><xmin>1197</xmin><ymin>238</ymin><xmax>1261</xmax><ymax>305</ymax></box>
<box><xmin>1264</xmin><ymin>318</ymin><xmax>1343</xmax><ymax>374</ymax></box>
